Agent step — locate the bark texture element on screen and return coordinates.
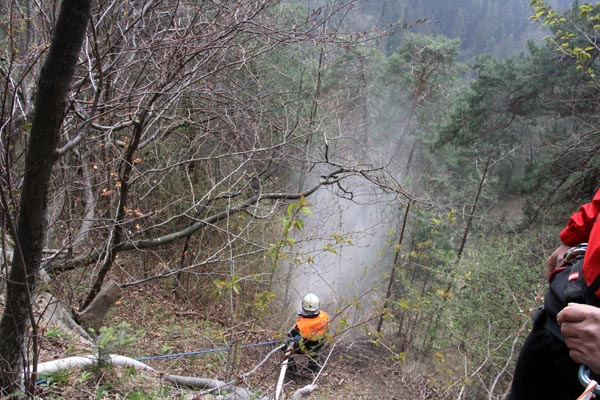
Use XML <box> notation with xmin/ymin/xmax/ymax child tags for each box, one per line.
<box><xmin>77</xmin><ymin>281</ymin><xmax>124</xmax><ymax>332</ymax></box>
<box><xmin>0</xmin><ymin>0</ymin><xmax>92</xmax><ymax>393</ymax></box>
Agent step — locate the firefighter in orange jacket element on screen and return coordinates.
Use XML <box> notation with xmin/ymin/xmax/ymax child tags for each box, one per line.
<box><xmin>287</xmin><ymin>293</ymin><xmax>329</xmax><ymax>373</ymax></box>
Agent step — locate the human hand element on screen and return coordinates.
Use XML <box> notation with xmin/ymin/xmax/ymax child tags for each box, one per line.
<box><xmin>557</xmin><ymin>303</ymin><xmax>600</xmax><ymax>374</ymax></box>
<box><xmin>546</xmin><ymin>244</ymin><xmax>571</xmax><ymax>281</ymax></box>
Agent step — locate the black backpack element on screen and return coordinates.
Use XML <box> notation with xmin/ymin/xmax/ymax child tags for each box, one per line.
<box><xmin>543</xmin><ymin>243</ymin><xmax>600</xmax><ymax>340</ymax></box>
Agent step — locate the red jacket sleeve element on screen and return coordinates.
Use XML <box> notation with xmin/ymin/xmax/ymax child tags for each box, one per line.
<box><xmin>559</xmin><ymin>189</ymin><xmax>600</xmax><ymax>246</ymax></box>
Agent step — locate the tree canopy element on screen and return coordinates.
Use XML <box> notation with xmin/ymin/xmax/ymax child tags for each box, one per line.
<box><xmin>1</xmin><ymin>0</ymin><xmax>600</xmax><ymax>398</ymax></box>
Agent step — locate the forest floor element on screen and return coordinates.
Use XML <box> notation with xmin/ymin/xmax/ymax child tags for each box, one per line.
<box><xmin>278</xmin><ymin>342</ymin><xmax>427</xmax><ymax>400</ymax></box>
<box><xmin>25</xmin><ymin>281</ymin><xmax>433</xmax><ymax>399</ymax></box>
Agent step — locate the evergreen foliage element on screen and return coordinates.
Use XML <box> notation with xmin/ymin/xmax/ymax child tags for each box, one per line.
<box><xmin>357</xmin><ymin>0</ymin><xmax>553</xmax><ymax>59</ymax></box>
<box><xmin>2</xmin><ymin>0</ymin><xmax>600</xmax><ymax>397</ymax></box>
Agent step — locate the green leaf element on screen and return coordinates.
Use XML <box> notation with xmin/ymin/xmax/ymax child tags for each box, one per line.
<box><xmin>398</xmin><ymin>298</ymin><xmax>411</xmax><ymax>310</ymax></box>
<box><xmin>322</xmin><ymin>243</ymin><xmax>336</xmax><ymax>253</ymax></box>
<box><xmin>44</xmin><ymin>327</ymin><xmax>62</xmax><ymax>339</ymax></box>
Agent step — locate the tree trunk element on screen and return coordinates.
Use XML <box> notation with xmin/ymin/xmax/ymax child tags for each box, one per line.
<box><xmin>0</xmin><ymin>0</ymin><xmax>92</xmax><ymax>393</ymax></box>
<box><xmin>427</xmin><ymin>152</ymin><xmax>492</xmax><ymax>350</ymax></box>
<box><xmin>80</xmin><ymin>114</ymin><xmax>145</xmax><ymax>311</ymax></box>
<box><xmin>376</xmin><ymin>199</ymin><xmax>411</xmax><ymax>334</ymax></box>
<box><xmin>77</xmin><ymin>281</ymin><xmax>124</xmax><ymax>332</ymax></box>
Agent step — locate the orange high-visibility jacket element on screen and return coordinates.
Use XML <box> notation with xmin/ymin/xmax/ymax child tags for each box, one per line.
<box><xmin>295</xmin><ymin>311</ymin><xmax>329</xmax><ymax>341</ymax></box>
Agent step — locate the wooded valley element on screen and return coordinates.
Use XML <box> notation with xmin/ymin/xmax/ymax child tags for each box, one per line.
<box><xmin>1</xmin><ymin>0</ymin><xmax>599</xmax><ymax>398</ymax></box>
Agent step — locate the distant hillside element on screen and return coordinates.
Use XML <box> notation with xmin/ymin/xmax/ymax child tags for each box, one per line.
<box><xmin>299</xmin><ymin>0</ymin><xmax>578</xmax><ymax>59</ymax></box>
<box><xmin>355</xmin><ymin>0</ymin><xmax>558</xmax><ymax>59</ymax></box>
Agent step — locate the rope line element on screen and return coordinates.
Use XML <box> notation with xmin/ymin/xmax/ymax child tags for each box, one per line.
<box><xmin>134</xmin><ymin>339</ymin><xmax>282</xmax><ymax>361</ymax></box>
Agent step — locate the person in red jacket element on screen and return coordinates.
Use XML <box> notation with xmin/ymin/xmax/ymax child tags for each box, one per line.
<box><xmin>547</xmin><ymin>189</ymin><xmax>600</xmax><ymax>293</ymax></box>
<box><xmin>287</xmin><ymin>293</ymin><xmax>329</xmax><ymax>374</ymax></box>
<box><xmin>509</xmin><ymin>189</ymin><xmax>600</xmax><ymax>399</ymax></box>
<box><xmin>554</xmin><ymin>189</ymin><xmax>600</xmax><ymax>380</ymax></box>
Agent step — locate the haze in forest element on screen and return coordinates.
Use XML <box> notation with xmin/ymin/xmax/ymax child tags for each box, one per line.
<box><xmin>1</xmin><ymin>0</ymin><xmax>600</xmax><ymax>398</ymax></box>
<box><xmin>338</xmin><ymin>0</ymin><xmax>575</xmax><ymax>58</ymax></box>
<box><xmin>286</xmin><ymin>0</ymin><xmax>552</xmax><ymax>315</ymax></box>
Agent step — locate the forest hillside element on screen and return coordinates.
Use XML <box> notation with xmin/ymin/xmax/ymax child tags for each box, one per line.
<box><xmin>1</xmin><ymin>0</ymin><xmax>599</xmax><ymax>398</ymax></box>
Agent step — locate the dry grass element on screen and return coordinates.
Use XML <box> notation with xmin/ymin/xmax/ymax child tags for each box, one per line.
<box><xmin>9</xmin><ymin>277</ymin><xmax>424</xmax><ymax>399</ymax></box>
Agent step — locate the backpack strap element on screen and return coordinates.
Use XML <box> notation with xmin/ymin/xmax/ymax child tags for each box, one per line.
<box><xmin>585</xmin><ymin>272</ymin><xmax>600</xmax><ymax>307</ymax></box>
<box><xmin>536</xmin><ymin>306</ymin><xmax>565</xmax><ymax>342</ymax></box>
<box><xmin>542</xmin><ymin>244</ymin><xmax>589</xmax><ymax>342</ymax></box>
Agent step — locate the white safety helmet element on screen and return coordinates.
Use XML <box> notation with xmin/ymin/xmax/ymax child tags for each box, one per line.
<box><xmin>301</xmin><ymin>293</ymin><xmax>320</xmax><ymax>316</ymax></box>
